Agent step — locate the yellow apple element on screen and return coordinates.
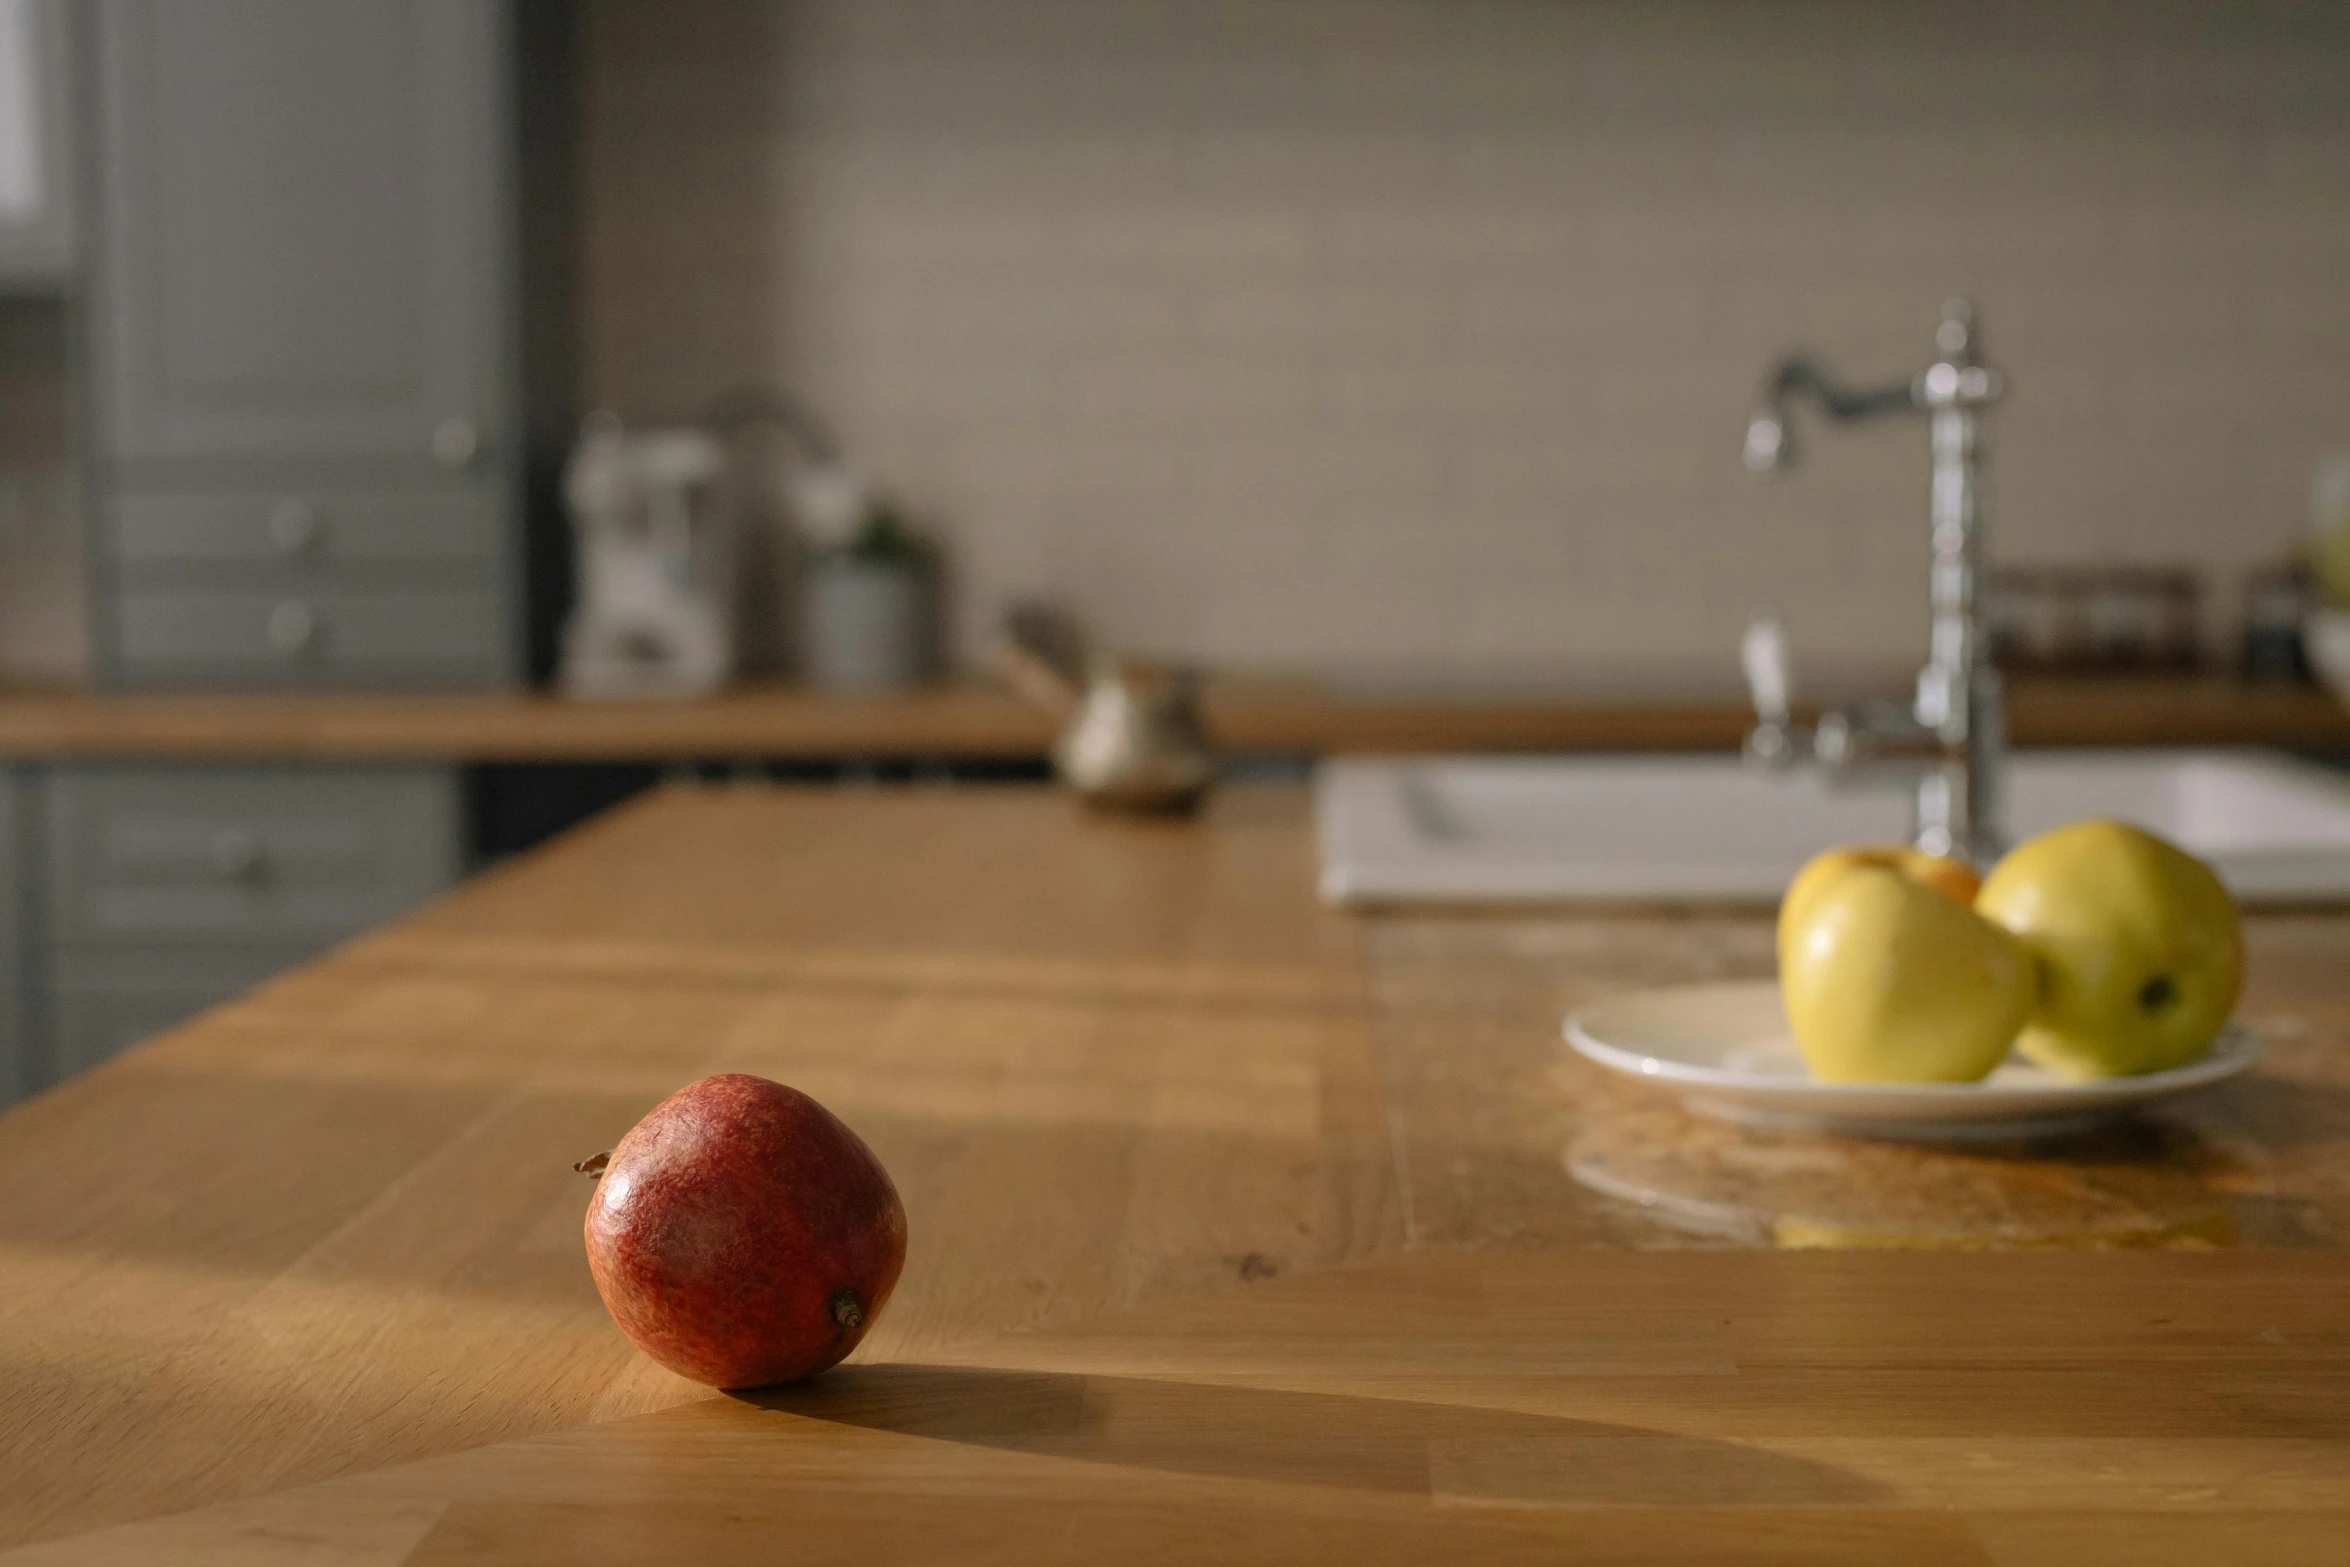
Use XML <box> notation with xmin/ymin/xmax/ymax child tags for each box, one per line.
<box><xmin>1975</xmin><ymin>820</ymin><xmax>2242</xmax><ymax>1078</ymax></box>
<box><xmin>1778</xmin><ymin>847</ymin><xmax>2033</xmax><ymax>1083</ymax></box>
<box><xmin>1780</xmin><ymin>844</ymin><xmax>1981</xmax><ymax>939</ymax></box>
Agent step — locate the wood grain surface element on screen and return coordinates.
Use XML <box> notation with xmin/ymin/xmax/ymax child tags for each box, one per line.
<box><xmin>9</xmin><ymin>1249</ymin><xmax>2349</xmax><ymax>1566</ymax></box>
<box><xmin>1362</xmin><ymin>912</ymin><xmax>2350</xmax><ymax>1252</ymax></box>
<box><xmin>0</xmin><ymin>788</ymin><xmax>1394</xmax><ymax>1550</ymax></box>
<box><xmin>0</xmin><ymin>673</ymin><xmax>2339</xmax><ymax>761</ymax></box>
<box><xmin>2</xmin><ymin>785</ymin><xmax>2347</xmax><ymax>1564</ymax></box>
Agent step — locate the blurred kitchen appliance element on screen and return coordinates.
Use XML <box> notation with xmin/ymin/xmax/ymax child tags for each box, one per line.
<box><xmin>558</xmin><ymin>413</ymin><xmax>736</xmax><ymax>699</ymax></box>
<box><xmin>1987</xmin><ymin>565</ymin><xmax>2203</xmax><ymax>673</ymax></box>
<box><xmin>1002</xmin><ymin>605</ymin><xmax>1214</xmax><ymax>813</ymax></box>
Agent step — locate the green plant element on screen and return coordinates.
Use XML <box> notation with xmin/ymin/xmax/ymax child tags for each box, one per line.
<box><xmin>834</xmin><ymin>500</ymin><xmax>937</xmax><ymax>570</ymax></box>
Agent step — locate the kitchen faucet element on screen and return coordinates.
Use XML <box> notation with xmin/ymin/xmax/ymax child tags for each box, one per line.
<box><xmin>1739</xmin><ymin>299</ymin><xmax>2007</xmax><ymax>865</ymax></box>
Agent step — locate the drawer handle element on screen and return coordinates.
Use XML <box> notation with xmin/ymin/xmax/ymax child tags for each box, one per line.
<box><xmin>267</xmin><ymin>498</ymin><xmax>320</xmax><ymax>556</ymax></box>
<box><xmin>209</xmin><ymin>828</ymin><xmax>267</xmax><ymax>883</ymax></box>
<box><xmin>267</xmin><ymin>599</ymin><xmax>318</xmax><ymax>655</ymax></box>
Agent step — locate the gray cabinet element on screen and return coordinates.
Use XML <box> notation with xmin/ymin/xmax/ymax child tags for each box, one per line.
<box><xmin>0</xmin><ymin>769</ymin><xmax>34</xmax><ymax>1102</ymax></box>
<box><xmin>90</xmin><ymin>0</ymin><xmax>505</xmax><ymax>467</ymax></box>
<box><xmin>112</xmin><ymin>586</ymin><xmax>507</xmax><ymax>687</ymax></box>
<box><xmin>44</xmin><ymin>764</ymin><xmax>461</xmax><ymax>944</ymax></box>
<box><xmin>107</xmin><ymin>479</ymin><xmax>512</xmax><ymax>686</ymax></box>
<box><xmin>0</xmin><ymin>762</ymin><xmax>465</xmax><ymax>1103</ymax></box>
<box><xmin>86</xmin><ymin>0</ymin><xmax>532</xmax><ymax>690</ymax></box>
<box><xmin>113</xmin><ymin>484</ymin><xmax>503</xmax><ymax>569</ymax></box>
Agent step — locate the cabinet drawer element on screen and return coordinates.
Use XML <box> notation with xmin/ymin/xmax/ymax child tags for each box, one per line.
<box><xmin>47</xmin><ymin>945</ymin><xmax>314</xmax><ymax>1083</ymax></box>
<box><xmin>46</xmin><ymin>764</ymin><xmax>462</xmax><ymax>945</ymax></box>
<box><xmin>111</xmin><ymin>587</ymin><xmax>508</xmax><ymax>688</ymax></box>
<box><xmin>112</xmin><ymin>485</ymin><xmax>501</xmax><ymax>571</ymax></box>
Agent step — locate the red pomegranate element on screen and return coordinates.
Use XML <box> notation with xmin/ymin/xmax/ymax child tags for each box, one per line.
<box><xmin>582</xmin><ymin>1074</ymin><xmax>906</xmax><ymax>1389</ymax></box>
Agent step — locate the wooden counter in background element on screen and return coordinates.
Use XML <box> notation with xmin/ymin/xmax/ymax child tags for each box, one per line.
<box><xmin>0</xmin><ymin>673</ymin><xmax>2342</xmax><ymax>761</ymax></box>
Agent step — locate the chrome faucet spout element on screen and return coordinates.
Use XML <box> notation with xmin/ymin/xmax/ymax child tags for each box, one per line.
<box><xmin>1743</xmin><ymin>358</ymin><xmax>1919</xmax><ymax>474</ymax></box>
<box><xmin>1738</xmin><ymin>299</ymin><xmax>2008</xmax><ymax>865</ymax></box>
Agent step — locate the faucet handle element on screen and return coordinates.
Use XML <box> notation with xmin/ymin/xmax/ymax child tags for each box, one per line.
<box><xmin>1743</xmin><ymin>410</ymin><xmax>1792</xmax><ymax>474</ymax></box>
<box><xmin>1740</xmin><ymin>613</ymin><xmax>1809</xmax><ymax>767</ymax></box>
<box><xmin>1741</xmin><ymin>613</ymin><xmax>1793</xmax><ymax>728</ymax></box>
<box><xmin>1935</xmin><ymin>297</ymin><xmax>1976</xmax><ymax>361</ymax></box>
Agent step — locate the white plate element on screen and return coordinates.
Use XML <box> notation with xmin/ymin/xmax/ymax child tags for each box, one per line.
<box><xmin>1564</xmin><ymin>980</ymin><xmax>2262</xmax><ymax>1142</ymax></box>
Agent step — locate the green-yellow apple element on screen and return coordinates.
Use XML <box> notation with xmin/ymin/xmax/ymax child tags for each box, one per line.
<box><xmin>1778</xmin><ymin>846</ymin><xmax>2033</xmax><ymax>1083</ymax></box>
<box><xmin>1779</xmin><ymin>844</ymin><xmax>1982</xmax><ymax>941</ymax></box>
<box><xmin>1974</xmin><ymin>819</ymin><xmax>2241</xmax><ymax>1078</ymax></box>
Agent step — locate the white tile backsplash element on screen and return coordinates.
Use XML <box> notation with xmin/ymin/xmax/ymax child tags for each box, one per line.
<box><xmin>580</xmin><ymin>0</ymin><xmax>2350</xmax><ymax>693</ymax></box>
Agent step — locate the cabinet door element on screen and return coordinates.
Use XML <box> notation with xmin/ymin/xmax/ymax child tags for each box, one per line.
<box><xmin>90</xmin><ymin>0</ymin><xmax>508</xmax><ymax>467</ymax></box>
<box><xmin>0</xmin><ymin>769</ymin><xmax>31</xmax><ymax>1105</ymax></box>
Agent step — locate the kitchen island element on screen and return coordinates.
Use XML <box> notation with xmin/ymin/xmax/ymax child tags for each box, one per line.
<box><xmin>1</xmin><ymin>786</ymin><xmax>2347</xmax><ymax>1565</ymax></box>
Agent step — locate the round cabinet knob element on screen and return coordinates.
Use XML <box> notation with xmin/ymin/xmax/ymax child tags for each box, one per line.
<box><xmin>267</xmin><ymin>599</ymin><xmax>318</xmax><ymax>655</ymax></box>
<box><xmin>267</xmin><ymin>498</ymin><xmax>320</xmax><ymax>557</ymax></box>
<box><xmin>431</xmin><ymin>416</ymin><xmax>480</xmax><ymax>468</ymax></box>
<box><xmin>208</xmin><ymin>828</ymin><xmax>266</xmax><ymax>883</ymax></box>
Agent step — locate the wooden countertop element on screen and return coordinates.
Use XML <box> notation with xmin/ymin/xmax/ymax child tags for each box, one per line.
<box><xmin>0</xmin><ymin>673</ymin><xmax>2341</xmax><ymax>761</ymax></box>
<box><xmin>3</xmin><ymin>787</ymin><xmax>2349</xmax><ymax>1564</ymax></box>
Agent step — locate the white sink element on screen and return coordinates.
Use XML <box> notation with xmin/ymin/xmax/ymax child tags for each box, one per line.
<box><xmin>1318</xmin><ymin>749</ymin><xmax>2350</xmax><ymax>905</ymax></box>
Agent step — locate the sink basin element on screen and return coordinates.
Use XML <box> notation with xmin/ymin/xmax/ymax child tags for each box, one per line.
<box><xmin>1318</xmin><ymin>748</ymin><xmax>2350</xmax><ymax>905</ymax></box>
